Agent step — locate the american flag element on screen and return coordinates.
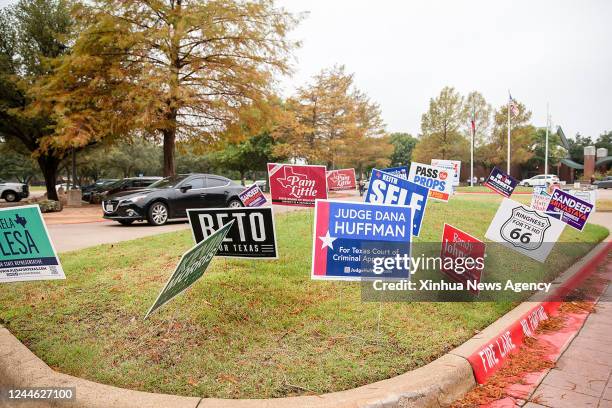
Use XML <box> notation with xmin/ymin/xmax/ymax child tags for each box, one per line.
<box><xmin>509</xmin><ymin>94</ymin><xmax>519</xmax><ymax>117</ymax></box>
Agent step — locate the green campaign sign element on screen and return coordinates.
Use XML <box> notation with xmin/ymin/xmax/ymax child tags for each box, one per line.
<box><xmin>0</xmin><ymin>205</ymin><xmax>65</xmax><ymax>283</ymax></box>
<box><xmin>145</xmin><ymin>220</ymin><xmax>235</xmax><ymax>319</ymax></box>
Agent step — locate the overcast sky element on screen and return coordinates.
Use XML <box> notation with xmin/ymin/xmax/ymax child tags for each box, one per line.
<box><xmin>2</xmin><ymin>0</ymin><xmax>610</xmax><ymax>140</ymax></box>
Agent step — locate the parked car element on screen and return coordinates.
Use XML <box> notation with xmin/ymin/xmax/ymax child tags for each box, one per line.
<box><xmin>81</xmin><ymin>179</ymin><xmax>119</xmax><ymax>202</ymax></box>
<box><xmin>519</xmin><ymin>174</ymin><xmax>560</xmax><ymax>187</ymax></box>
<box><xmin>91</xmin><ymin>177</ymin><xmax>161</xmax><ymax>203</ymax></box>
<box><xmin>102</xmin><ymin>174</ymin><xmax>244</xmax><ymax>226</ymax></box>
<box><xmin>594</xmin><ymin>176</ymin><xmax>612</xmax><ymax>189</ymax></box>
<box><xmin>0</xmin><ymin>180</ymin><xmax>29</xmax><ymax>202</ymax></box>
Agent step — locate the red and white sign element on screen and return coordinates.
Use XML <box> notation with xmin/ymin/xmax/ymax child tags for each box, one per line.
<box><xmin>326</xmin><ymin>168</ymin><xmax>356</xmax><ymax>191</ymax></box>
<box><xmin>440</xmin><ymin>224</ymin><xmax>486</xmax><ymax>294</ymax></box>
<box><xmin>267</xmin><ymin>163</ymin><xmax>327</xmax><ymax>207</ymax></box>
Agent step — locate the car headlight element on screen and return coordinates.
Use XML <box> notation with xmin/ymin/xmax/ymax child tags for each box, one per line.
<box><xmin>126</xmin><ymin>195</ymin><xmax>148</xmax><ymax>203</ymax></box>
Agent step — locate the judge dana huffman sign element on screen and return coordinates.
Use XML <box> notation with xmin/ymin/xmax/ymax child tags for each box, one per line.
<box><xmin>0</xmin><ymin>205</ymin><xmax>65</xmax><ymax>283</ymax></box>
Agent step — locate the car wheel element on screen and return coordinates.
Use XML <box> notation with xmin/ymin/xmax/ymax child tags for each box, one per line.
<box><xmin>118</xmin><ymin>220</ymin><xmax>135</xmax><ymax>226</ymax></box>
<box><xmin>3</xmin><ymin>191</ymin><xmax>17</xmax><ymax>202</ymax></box>
<box><xmin>147</xmin><ymin>202</ymin><xmax>168</xmax><ymax>226</ymax></box>
<box><xmin>228</xmin><ymin>199</ymin><xmax>243</xmax><ymax>208</ymax></box>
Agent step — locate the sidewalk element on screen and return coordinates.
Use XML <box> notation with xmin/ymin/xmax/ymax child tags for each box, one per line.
<box><xmin>525</xmin><ymin>283</ymin><xmax>612</xmax><ymax>408</ymax></box>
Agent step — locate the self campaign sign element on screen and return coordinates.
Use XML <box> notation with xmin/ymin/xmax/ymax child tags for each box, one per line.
<box><xmin>546</xmin><ymin>189</ymin><xmax>593</xmax><ymax>231</ymax></box>
<box><xmin>0</xmin><ymin>205</ymin><xmax>65</xmax><ymax>283</ymax></box>
<box><xmin>440</xmin><ymin>224</ymin><xmax>485</xmax><ymax>294</ymax></box>
<box><xmin>365</xmin><ymin>169</ymin><xmax>429</xmax><ymax>236</ymax></box>
<box><xmin>407</xmin><ymin>162</ymin><xmax>453</xmax><ymax>201</ymax></box>
<box><xmin>188</xmin><ymin>207</ymin><xmax>278</xmax><ymax>259</ymax></box>
<box><xmin>484</xmin><ymin>167</ymin><xmax>519</xmax><ymax>198</ymax></box>
<box><xmin>267</xmin><ymin>163</ymin><xmax>327</xmax><ymax>207</ymax></box>
<box><xmin>380</xmin><ymin>166</ymin><xmax>408</xmax><ymax>179</ymax></box>
<box><xmin>239</xmin><ymin>184</ymin><xmax>267</xmax><ymax>207</ymax></box>
<box><xmin>326</xmin><ymin>168</ymin><xmax>356</xmax><ymax>191</ymax></box>
<box><xmin>312</xmin><ymin>200</ymin><xmax>412</xmax><ymax>281</ymax></box>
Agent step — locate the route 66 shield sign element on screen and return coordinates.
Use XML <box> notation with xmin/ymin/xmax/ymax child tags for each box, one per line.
<box><xmin>500</xmin><ymin>207</ymin><xmax>550</xmax><ymax>251</ymax></box>
<box><xmin>486</xmin><ymin>198</ymin><xmax>565</xmax><ymax>262</ymax></box>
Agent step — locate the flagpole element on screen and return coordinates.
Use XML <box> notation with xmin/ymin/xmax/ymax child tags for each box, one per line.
<box><xmin>545</xmin><ymin>103</ymin><xmax>549</xmax><ymax>176</ymax></box>
<box><xmin>470</xmin><ymin>107</ymin><xmax>474</xmax><ymax>187</ymax></box>
<box><xmin>507</xmin><ymin>93</ymin><xmax>511</xmax><ymax>175</ymax></box>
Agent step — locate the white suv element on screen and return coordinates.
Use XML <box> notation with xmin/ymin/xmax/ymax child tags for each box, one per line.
<box><xmin>520</xmin><ymin>174</ymin><xmax>560</xmax><ymax>187</ymax></box>
<box><xmin>0</xmin><ymin>180</ymin><xmax>29</xmax><ymax>202</ymax></box>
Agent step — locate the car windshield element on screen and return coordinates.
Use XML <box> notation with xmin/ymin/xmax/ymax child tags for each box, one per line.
<box><xmin>149</xmin><ymin>175</ymin><xmax>189</xmax><ymax>189</ymax></box>
<box><xmin>105</xmin><ymin>179</ymin><xmax>126</xmax><ymax>189</ymax></box>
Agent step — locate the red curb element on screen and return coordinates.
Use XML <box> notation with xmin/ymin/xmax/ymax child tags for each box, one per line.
<box><xmin>466</xmin><ymin>241</ymin><xmax>612</xmax><ymax>384</ymax></box>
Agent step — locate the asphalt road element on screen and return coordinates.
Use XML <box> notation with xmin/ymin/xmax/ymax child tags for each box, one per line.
<box><xmin>48</xmin><ymin>220</ymin><xmax>191</xmax><ymax>253</ymax></box>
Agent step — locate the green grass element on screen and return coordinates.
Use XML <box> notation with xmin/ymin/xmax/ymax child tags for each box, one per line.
<box><xmin>0</xmin><ymin>196</ymin><xmax>608</xmax><ymax>399</ymax></box>
<box><xmin>455</xmin><ymin>185</ymin><xmax>533</xmax><ymax>193</ymax></box>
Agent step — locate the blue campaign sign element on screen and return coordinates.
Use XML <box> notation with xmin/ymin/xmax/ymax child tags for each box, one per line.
<box><xmin>365</xmin><ymin>169</ymin><xmax>429</xmax><ymax>236</ymax></box>
<box><xmin>380</xmin><ymin>166</ymin><xmax>409</xmax><ymax>179</ymax></box>
<box><xmin>483</xmin><ymin>167</ymin><xmax>519</xmax><ymax>198</ymax></box>
<box><xmin>312</xmin><ymin>200</ymin><xmax>412</xmax><ymax>281</ymax></box>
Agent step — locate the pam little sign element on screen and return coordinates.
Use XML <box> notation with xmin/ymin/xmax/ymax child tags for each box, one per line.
<box><xmin>326</xmin><ymin>168</ymin><xmax>356</xmax><ymax>191</ymax></box>
<box><xmin>267</xmin><ymin>163</ymin><xmax>327</xmax><ymax>207</ymax></box>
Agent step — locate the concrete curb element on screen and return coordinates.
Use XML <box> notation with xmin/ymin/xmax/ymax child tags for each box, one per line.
<box><xmin>0</xmin><ymin>241</ymin><xmax>609</xmax><ymax>407</ymax></box>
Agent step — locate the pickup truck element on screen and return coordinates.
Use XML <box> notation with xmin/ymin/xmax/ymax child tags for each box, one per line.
<box><xmin>0</xmin><ymin>180</ymin><xmax>29</xmax><ymax>202</ymax></box>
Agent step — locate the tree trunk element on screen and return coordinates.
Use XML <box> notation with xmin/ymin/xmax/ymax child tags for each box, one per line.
<box><xmin>37</xmin><ymin>154</ymin><xmax>60</xmax><ymax>201</ymax></box>
<box><xmin>162</xmin><ymin>129</ymin><xmax>176</xmax><ymax>177</ymax></box>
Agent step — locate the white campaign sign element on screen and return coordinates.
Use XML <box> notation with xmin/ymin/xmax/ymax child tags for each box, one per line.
<box><xmin>485</xmin><ymin>198</ymin><xmax>565</xmax><ymax>263</ymax></box>
<box><xmin>430</xmin><ymin>159</ymin><xmax>461</xmax><ymax>186</ymax></box>
<box><xmin>530</xmin><ymin>188</ymin><xmax>551</xmax><ymax>211</ymax></box>
<box><xmin>407</xmin><ymin>162</ymin><xmax>454</xmax><ymax>201</ymax></box>
<box><xmin>569</xmin><ymin>190</ymin><xmax>597</xmax><ymax>213</ymax></box>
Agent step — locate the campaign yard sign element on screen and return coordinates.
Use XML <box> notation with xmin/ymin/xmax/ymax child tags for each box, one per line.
<box><xmin>545</xmin><ymin>189</ymin><xmax>593</xmax><ymax>231</ymax></box>
<box><xmin>365</xmin><ymin>168</ymin><xmax>429</xmax><ymax>237</ymax></box>
<box><xmin>440</xmin><ymin>224</ymin><xmax>486</xmax><ymax>294</ymax></box>
<box><xmin>188</xmin><ymin>207</ymin><xmax>277</xmax><ymax>259</ymax></box>
<box><xmin>267</xmin><ymin>163</ymin><xmax>327</xmax><ymax>207</ymax></box>
<box><xmin>431</xmin><ymin>159</ymin><xmax>461</xmax><ymax>186</ymax></box>
<box><xmin>381</xmin><ymin>166</ymin><xmax>409</xmax><ymax>179</ymax></box>
<box><xmin>0</xmin><ymin>205</ymin><xmax>64</xmax><ymax>283</ymax></box>
<box><xmin>238</xmin><ymin>184</ymin><xmax>267</xmax><ymax>207</ymax></box>
<box><xmin>407</xmin><ymin>162</ymin><xmax>453</xmax><ymax>201</ymax></box>
<box><xmin>145</xmin><ymin>220</ymin><xmax>234</xmax><ymax>318</ymax></box>
<box><xmin>484</xmin><ymin>167</ymin><xmax>519</xmax><ymax>198</ymax></box>
<box><xmin>530</xmin><ymin>186</ymin><xmax>551</xmax><ymax>211</ymax></box>
<box><xmin>485</xmin><ymin>198</ymin><xmax>565</xmax><ymax>263</ymax></box>
<box><xmin>326</xmin><ymin>168</ymin><xmax>357</xmax><ymax>191</ymax></box>
<box><xmin>569</xmin><ymin>190</ymin><xmax>597</xmax><ymax>213</ymax></box>
<box><xmin>311</xmin><ymin>200</ymin><xmax>412</xmax><ymax>281</ymax></box>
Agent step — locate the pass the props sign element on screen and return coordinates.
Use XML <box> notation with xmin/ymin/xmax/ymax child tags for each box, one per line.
<box><xmin>485</xmin><ymin>198</ymin><xmax>565</xmax><ymax>263</ymax></box>
<box><xmin>431</xmin><ymin>159</ymin><xmax>461</xmax><ymax>186</ymax></box>
<box><xmin>381</xmin><ymin>166</ymin><xmax>408</xmax><ymax>179</ymax></box>
<box><xmin>188</xmin><ymin>207</ymin><xmax>277</xmax><ymax>259</ymax></box>
<box><xmin>145</xmin><ymin>220</ymin><xmax>234</xmax><ymax>318</ymax></box>
<box><xmin>365</xmin><ymin>169</ymin><xmax>429</xmax><ymax>236</ymax></box>
<box><xmin>546</xmin><ymin>189</ymin><xmax>593</xmax><ymax>231</ymax></box>
<box><xmin>0</xmin><ymin>205</ymin><xmax>64</xmax><ymax>283</ymax></box>
<box><xmin>238</xmin><ymin>184</ymin><xmax>267</xmax><ymax>207</ymax></box>
<box><xmin>267</xmin><ymin>163</ymin><xmax>327</xmax><ymax>207</ymax></box>
<box><xmin>312</xmin><ymin>200</ymin><xmax>412</xmax><ymax>281</ymax></box>
<box><xmin>326</xmin><ymin>168</ymin><xmax>357</xmax><ymax>191</ymax></box>
<box><xmin>408</xmin><ymin>162</ymin><xmax>453</xmax><ymax>201</ymax></box>
<box><xmin>440</xmin><ymin>224</ymin><xmax>486</xmax><ymax>294</ymax></box>
<box><xmin>484</xmin><ymin>167</ymin><xmax>519</xmax><ymax>198</ymax></box>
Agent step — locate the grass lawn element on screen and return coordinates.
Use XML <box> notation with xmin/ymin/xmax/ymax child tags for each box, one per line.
<box><xmin>0</xmin><ymin>196</ymin><xmax>608</xmax><ymax>399</ymax></box>
<box><xmin>455</xmin><ymin>185</ymin><xmax>533</xmax><ymax>193</ymax></box>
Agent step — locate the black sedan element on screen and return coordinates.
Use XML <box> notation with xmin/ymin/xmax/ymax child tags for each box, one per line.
<box><xmin>102</xmin><ymin>174</ymin><xmax>245</xmax><ymax>226</ymax></box>
<box><xmin>89</xmin><ymin>177</ymin><xmax>162</xmax><ymax>203</ymax></box>
<box><xmin>594</xmin><ymin>176</ymin><xmax>612</xmax><ymax>189</ymax></box>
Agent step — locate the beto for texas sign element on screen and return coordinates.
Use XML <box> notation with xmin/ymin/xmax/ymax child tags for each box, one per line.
<box><xmin>365</xmin><ymin>169</ymin><xmax>429</xmax><ymax>237</ymax></box>
<box><xmin>312</xmin><ymin>200</ymin><xmax>412</xmax><ymax>281</ymax></box>
<box><xmin>408</xmin><ymin>162</ymin><xmax>453</xmax><ymax>201</ymax></box>
<box><xmin>267</xmin><ymin>163</ymin><xmax>327</xmax><ymax>207</ymax></box>
<box><xmin>326</xmin><ymin>168</ymin><xmax>356</xmax><ymax>191</ymax></box>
